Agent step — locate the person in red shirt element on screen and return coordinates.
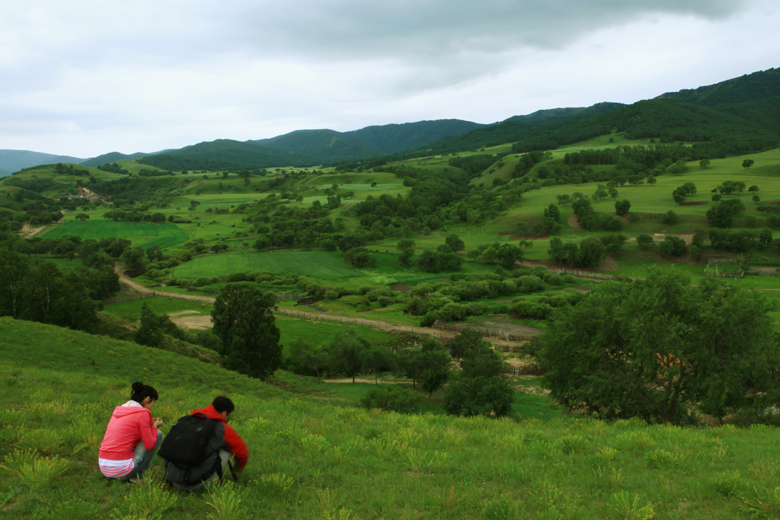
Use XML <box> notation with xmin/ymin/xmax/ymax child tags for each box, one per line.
<box><xmin>98</xmin><ymin>382</ymin><xmax>163</xmax><ymax>482</ymax></box>
<box><xmin>192</xmin><ymin>396</ymin><xmax>249</xmax><ymax>471</ymax></box>
<box><xmin>168</xmin><ymin>396</ymin><xmax>248</xmax><ymax>490</ymax></box>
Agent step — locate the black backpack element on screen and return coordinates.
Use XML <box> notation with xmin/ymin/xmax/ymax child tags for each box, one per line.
<box><xmin>158</xmin><ymin>413</ymin><xmax>226</xmax><ymax>487</ymax></box>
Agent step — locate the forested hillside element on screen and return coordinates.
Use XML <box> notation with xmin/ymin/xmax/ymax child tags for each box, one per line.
<box><xmin>138</xmin><ymin>120</ymin><xmax>486</xmax><ymax>171</ymax></box>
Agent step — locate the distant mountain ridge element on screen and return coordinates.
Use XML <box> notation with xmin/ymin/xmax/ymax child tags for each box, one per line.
<box><xmin>0</xmin><ymin>150</ymin><xmax>86</xmax><ymax>178</ymax></box>
<box><xmin>656</xmin><ymin>67</ymin><xmax>780</xmax><ymax>107</ymax></box>
<box><xmin>138</xmin><ymin>119</ymin><xmax>485</xmax><ymax>171</ymax></box>
<box><xmin>505</xmin><ymin>103</ymin><xmax>625</xmax><ymax>124</ymax></box>
<box><xmin>2</xmin><ymin>67</ymin><xmax>778</xmax><ymax>174</ymax></box>
<box><xmin>81</xmin><ymin>151</ymin><xmax>153</xmax><ymax>167</ymax></box>
<box><xmin>414</xmin><ymin>69</ymin><xmax>780</xmax><ymax>157</ymax></box>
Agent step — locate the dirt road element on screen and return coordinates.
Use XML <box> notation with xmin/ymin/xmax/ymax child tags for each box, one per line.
<box><xmin>112</xmin><ymin>268</ymin><xmax>523</xmax><ymax>346</ymax></box>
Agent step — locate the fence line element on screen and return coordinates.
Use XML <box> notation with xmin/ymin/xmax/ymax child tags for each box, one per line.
<box><xmin>703</xmin><ymin>259</ymin><xmax>745</xmax><ymax>278</ymax></box>
<box><xmin>103</xmin><ymin>292</ymin><xmax>155</xmax><ymax>304</ymax></box>
<box><xmin>505</xmin><ymin>364</ymin><xmax>541</xmax><ymax>376</ymax></box>
<box><xmin>432</xmin><ymin>321</ymin><xmax>537</xmax><ymax>342</ymax></box>
<box><xmin>549</xmin><ymin>268</ymin><xmax>616</xmax><ymax>280</ymax></box>
<box><xmin>276</xmin><ymin>293</ymin><xmax>308</xmax><ymax>300</ymax></box>
<box><xmin>277</xmin><ymin>309</ymin><xmax>449</xmax><ymax>339</ymax></box>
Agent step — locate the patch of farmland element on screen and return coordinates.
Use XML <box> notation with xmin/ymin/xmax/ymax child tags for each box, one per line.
<box><xmin>172</xmin><ymin>250</ymin><xmax>363</xmax><ymax>280</ymax></box>
<box><xmin>192</xmin><ymin>194</ymin><xmax>262</xmax><ymax>206</ymax></box>
<box><xmin>41</xmin><ymin>219</ymin><xmax>188</xmax><ymax>249</ymax></box>
<box><xmin>345</xmin><ymin>183</ymin><xmax>404</xmax><ymax>191</ymax></box>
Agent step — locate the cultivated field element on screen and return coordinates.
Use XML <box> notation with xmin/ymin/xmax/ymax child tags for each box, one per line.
<box><xmin>41</xmin><ymin>219</ymin><xmax>189</xmax><ymax>249</ymax></box>
<box><xmin>171</xmin><ymin>250</ymin><xmax>364</xmax><ymax>280</ymax></box>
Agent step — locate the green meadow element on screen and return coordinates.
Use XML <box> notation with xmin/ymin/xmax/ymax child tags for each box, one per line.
<box><xmin>41</xmin><ymin>219</ymin><xmax>189</xmax><ymax>250</ymax></box>
<box><xmin>4</xmin><ymin>164</ymin><xmax>126</xmax><ymax>197</ymax></box>
<box><xmin>171</xmin><ymin>250</ymin><xmax>364</xmax><ymax>280</ymax></box>
<box><xmin>4</xmin><ymin>318</ymin><xmax>780</xmax><ymax>519</ymax></box>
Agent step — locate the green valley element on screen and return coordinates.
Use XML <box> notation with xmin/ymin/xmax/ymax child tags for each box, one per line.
<box><xmin>3</xmin><ymin>67</ymin><xmax>780</xmax><ymax>519</ymax></box>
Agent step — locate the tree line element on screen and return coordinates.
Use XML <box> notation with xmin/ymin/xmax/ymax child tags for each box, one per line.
<box><xmin>0</xmin><ymin>243</ymin><xmax>120</xmax><ymax>330</ymax></box>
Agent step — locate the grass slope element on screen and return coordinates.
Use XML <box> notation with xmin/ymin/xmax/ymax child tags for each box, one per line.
<box><xmin>2</xmin><ymin>317</ymin><xmax>780</xmax><ymax>519</ymax></box>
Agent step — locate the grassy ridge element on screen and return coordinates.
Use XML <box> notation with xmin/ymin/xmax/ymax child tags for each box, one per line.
<box><xmin>3</xmin><ymin>317</ymin><xmax>780</xmax><ymax>519</ymax></box>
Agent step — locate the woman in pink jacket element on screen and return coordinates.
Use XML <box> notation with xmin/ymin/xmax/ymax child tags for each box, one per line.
<box><xmin>98</xmin><ymin>382</ymin><xmax>163</xmax><ymax>482</ymax></box>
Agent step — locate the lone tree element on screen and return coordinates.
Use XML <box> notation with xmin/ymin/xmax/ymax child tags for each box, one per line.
<box><xmin>445</xmin><ymin>233</ymin><xmax>465</xmax><ymax>252</ymax></box>
<box><xmin>286</xmin><ymin>340</ymin><xmax>329</xmax><ymax>383</ymax></box>
<box><xmin>408</xmin><ymin>339</ymin><xmax>451</xmax><ymax>399</ymax></box>
<box><xmin>539</xmin><ymin>270</ymin><xmax>780</xmax><ymax>424</ymax></box>
<box><xmin>327</xmin><ymin>330</ymin><xmax>368</xmax><ymax>383</ymax></box>
<box><xmin>614</xmin><ymin>199</ymin><xmax>631</xmax><ymax>216</ymax></box>
<box><xmin>706</xmin><ymin>199</ymin><xmax>745</xmax><ymax>228</ymax></box>
<box><xmin>742</xmin><ymin>159</ymin><xmax>755</xmax><ymax>169</ymax></box>
<box><xmin>444</xmin><ymin>329</ymin><xmax>513</xmax><ymax>417</ymax></box>
<box><xmin>134</xmin><ymin>303</ymin><xmax>170</xmax><ymax>347</ymax></box>
<box><xmin>211</xmin><ymin>284</ymin><xmax>281</xmax><ymax>380</ymax></box>
<box><xmin>397</xmin><ymin>238</ymin><xmax>415</xmax><ymax>267</ymax></box>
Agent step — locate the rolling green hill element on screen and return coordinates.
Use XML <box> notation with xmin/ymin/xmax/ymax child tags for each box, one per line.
<box><xmin>81</xmin><ymin>151</ymin><xmax>153</xmax><ymax>168</ymax></box>
<box><xmin>137</xmin><ymin>139</ymin><xmax>314</xmax><ymax>171</ymax></box>
<box><xmin>258</xmin><ymin>129</ymin><xmax>381</xmax><ymax>163</ymax></box>
<box><xmin>3</xmin><ymin>317</ymin><xmax>780</xmax><ymax>519</ymax></box>
<box><xmin>343</xmin><ymin>119</ymin><xmax>484</xmax><ymax>154</ymax></box>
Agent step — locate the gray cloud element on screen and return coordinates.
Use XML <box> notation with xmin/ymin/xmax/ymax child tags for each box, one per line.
<box><xmin>0</xmin><ymin>0</ymin><xmax>775</xmax><ymax>157</ymax></box>
<box><xmin>230</xmin><ymin>0</ymin><xmax>748</xmax><ymax>60</ymax></box>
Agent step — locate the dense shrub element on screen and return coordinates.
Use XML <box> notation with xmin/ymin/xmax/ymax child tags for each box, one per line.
<box><xmin>516</xmin><ymin>275</ymin><xmax>545</xmax><ymax>293</ymax></box>
<box><xmin>510</xmin><ymin>300</ymin><xmax>553</xmax><ymax>320</ymax></box>
<box><xmin>444</xmin><ymin>376</ymin><xmax>514</xmax><ymax>418</ymax></box>
<box><xmin>360</xmin><ymin>385</ymin><xmax>424</xmax><ymax>414</ymax></box>
<box><xmin>636</xmin><ymin>234</ymin><xmax>655</xmax><ymax>248</ymax></box>
<box><xmin>658</xmin><ymin>236</ymin><xmax>688</xmax><ymax>257</ymax></box>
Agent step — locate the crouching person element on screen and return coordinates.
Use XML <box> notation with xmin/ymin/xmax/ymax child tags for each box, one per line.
<box><xmin>98</xmin><ymin>382</ymin><xmax>163</xmax><ymax>483</ymax></box>
<box><xmin>159</xmin><ymin>396</ymin><xmax>248</xmax><ymax>491</ymax></box>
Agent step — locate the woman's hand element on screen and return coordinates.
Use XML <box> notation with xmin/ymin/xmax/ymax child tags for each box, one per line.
<box><xmin>152</xmin><ymin>417</ymin><xmax>163</xmax><ymax>428</ymax></box>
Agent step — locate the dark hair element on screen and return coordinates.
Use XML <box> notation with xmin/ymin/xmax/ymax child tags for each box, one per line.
<box><xmin>212</xmin><ymin>396</ymin><xmax>235</xmax><ymax>414</ymax></box>
<box><xmin>130</xmin><ymin>382</ymin><xmax>159</xmax><ymax>404</ymax></box>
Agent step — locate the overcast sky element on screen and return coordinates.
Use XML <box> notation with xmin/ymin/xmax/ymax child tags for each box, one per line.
<box><xmin>1</xmin><ymin>0</ymin><xmax>778</xmax><ymax>158</ymax></box>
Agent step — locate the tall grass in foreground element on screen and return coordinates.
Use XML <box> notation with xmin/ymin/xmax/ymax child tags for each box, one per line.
<box><xmin>2</xmin><ymin>317</ymin><xmax>780</xmax><ymax>519</ymax></box>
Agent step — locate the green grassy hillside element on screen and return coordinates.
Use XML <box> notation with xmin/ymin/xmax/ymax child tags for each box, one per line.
<box><xmin>2</xmin><ymin>163</ymin><xmax>126</xmax><ymax>197</ymax></box>
<box><xmin>3</xmin><ymin>317</ymin><xmax>780</xmax><ymax>519</ymax></box>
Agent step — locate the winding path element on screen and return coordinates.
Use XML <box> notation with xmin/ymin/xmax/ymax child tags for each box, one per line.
<box><xmin>112</xmin><ymin>267</ymin><xmax>524</xmax><ymax>346</ymax></box>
